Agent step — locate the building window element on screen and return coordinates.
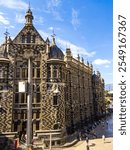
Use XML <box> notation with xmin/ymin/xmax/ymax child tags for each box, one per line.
<box><xmin>22</xmin><ymin>68</ymin><xmax>28</xmax><ymax>78</ymax></box>
<box><xmin>16</xmin><ymin>68</ymin><xmax>20</xmax><ymax>78</ymax></box>
<box><xmin>32</xmin><ymin>35</ymin><xmax>36</xmax><ymax>43</ymax></box>
<box><xmin>0</xmin><ymin>65</ymin><xmax>8</xmax><ymax>78</ymax></box>
<box><xmin>15</xmin><ymin>93</ymin><xmax>19</xmax><ymax>103</ymax></box>
<box><xmin>36</xmin><ymin>84</ymin><xmax>40</xmax><ymax>92</ymax></box>
<box><xmin>53</xmin><ymin>95</ymin><xmax>58</xmax><ymax>106</ymax></box>
<box><xmin>36</xmin><ymin>93</ymin><xmax>40</xmax><ymax>103</ymax></box>
<box><xmin>57</xmin><ymin>141</ymin><xmax>61</xmax><ymax>145</ymax></box>
<box><xmin>36</xmin><ymin>121</ymin><xmax>39</xmax><ymax>130</ymax></box>
<box><xmin>21</xmin><ymin>93</ymin><xmax>25</xmax><ymax>103</ymax></box>
<box><xmin>14</xmin><ymin>122</ymin><xmax>18</xmax><ymax>131</ymax></box>
<box><xmin>52</xmin><ymin>141</ymin><xmax>55</xmax><ymax>146</ymax></box>
<box><xmin>36</xmin><ymin>111</ymin><xmax>40</xmax><ymax>118</ymax></box>
<box><xmin>0</xmin><ymin>69</ymin><xmax>3</xmax><ymax>78</ymax></box>
<box><xmin>21</xmin><ymin>111</ymin><xmax>24</xmax><ymax>119</ymax></box>
<box><xmin>53</xmin><ymin>123</ymin><xmax>59</xmax><ymax>130</ymax></box>
<box><xmin>59</xmin><ymin>66</ymin><xmax>62</xmax><ymax>79</ymax></box>
<box><xmin>36</xmin><ymin>68</ymin><xmax>40</xmax><ymax>78</ymax></box>
<box><xmin>27</xmin><ymin>33</ymin><xmax>31</xmax><ymax>43</ymax></box>
<box><xmin>47</xmin><ymin>65</ymin><xmax>51</xmax><ymax>79</ymax></box>
<box><xmin>33</xmin><ymin>68</ymin><xmax>35</xmax><ymax>77</ymax></box>
<box><xmin>25</xmin><ymin>112</ymin><xmax>27</xmax><ymax>119</ymax></box>
<box><xmin>14</xmin><ymin>113</ymin><xmax>18</xmax><ymax>120</ymax></box>
<box><xmin>53</xmin><ymin>65</ymin><xmax>57</xmax><ymax>78</ymax></box>
<box><xmin>21</xmin><ymin>35</ymin><xmax>25</xmax><ymax>43</ymax></box>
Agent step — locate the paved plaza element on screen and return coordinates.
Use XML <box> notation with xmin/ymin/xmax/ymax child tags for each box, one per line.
<box><xmin>19</xmin><ymin>114</ymin><xmax>113</xmax><ymax>150</ymax></box>
<box><xmin>62</xmin><ymin>114</ymin><xmax>113</xmax><ymax>150</ymax></box>
<box><xmin>62</xmin><ymin>137</ymin><xmax>112</xmax><ymax>150</ymax></box>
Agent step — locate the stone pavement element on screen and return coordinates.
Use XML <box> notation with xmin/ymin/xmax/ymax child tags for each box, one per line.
<box><xmin>62</xmin><ymin>137</ymin><xmax>112</xmax><ymax>150</ymax></box>
<box><xmin>62</xmin><ymin>114</ymin><xmax>113</xmax><ymax>150</ymax></box>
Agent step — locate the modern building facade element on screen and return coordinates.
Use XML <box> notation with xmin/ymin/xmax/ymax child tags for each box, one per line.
<box><xmin>0</xmin><ymin>8</ymin><xmax>105</xmax><ymax>148</ymax></box>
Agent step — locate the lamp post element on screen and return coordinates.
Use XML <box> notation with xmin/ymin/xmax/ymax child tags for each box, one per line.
<box><xmin>24</xmin><ymin>49</ymin><xmax>33</xmax><ymax>150</ymax></box>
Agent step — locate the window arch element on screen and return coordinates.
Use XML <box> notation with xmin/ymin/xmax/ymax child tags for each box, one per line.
<box><xmin>27</xmin><ymin>32</ymin><xmax>31</xmax><ymax>43</ymax></box>
<box><xmin>53</xmin><ymin>122</ymin><xmax>60</xmax><ymax>130</ymax></box>
<box><xmin>21</xmin><ymin>35</ymin><xmax>25</xmax><ymax>43</ymax></box>
<box><xmin>53</xmin><ymin>65</ymin><xmax>57</xmax><ymax>78</ymax></box>
<box><xmin>53</xmin><ymin>123</ymin><xmax>58</xmax><ymax>130</ymax></box>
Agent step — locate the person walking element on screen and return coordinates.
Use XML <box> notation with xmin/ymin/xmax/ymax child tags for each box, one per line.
<box><xmin>86</xmin><ymin>145</ymin><xmax>89</xmax><ymax>150</ymax></box>
<box><xmin>86</xmin><ymin>136</ymin><xmax>89</xmax><ymax>145</ymax></box>
<box><xmin>102</xmin><ymin>134</ymin><xmax>105</xmax><ymax>143</ymax></box>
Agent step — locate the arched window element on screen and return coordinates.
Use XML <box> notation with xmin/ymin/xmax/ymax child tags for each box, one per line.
<box><xmin>33</xmin><ymin>35</ymin><xmax>36</xmax><ymax>43</ymax></box>
<box><xmin>27</xmin><ymin>33</ymin><xmax>31</xmax><ymax>43</ymax></box>
<box><xmin>53</xmin><ymin>65</ymin><xmax>57</xmax><ymax>78</ymax></box>
<box><xmin>47</xmin><ymin>65</ymin><xmax>51</xmax><ymax>79</ymax></box>
<box><xmin>53</xmin><ymin>124</ymin><xmax>58</xmax><ymax>130</ymax></box>
<box><xmin>21</xmin><ymin>35</ymin><xmax>25</xmax><ymax>43</ymax></box>
<box><xmin>53</xmin><ymin>122</ymin><xmax>60</xmax><ymax>130</ymax></box>
<box><xmin>53</xmin><ymin>95</ymin><xmax>58</xmax><ymax>106</ymax></box>
<box><xmin>59</xmin><ymin>66</ymin><xmax>62</xmax><ymax>79</ymax></box>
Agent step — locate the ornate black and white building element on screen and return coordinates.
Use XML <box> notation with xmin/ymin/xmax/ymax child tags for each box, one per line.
<box><xmin>0</xmin><ymin>8</ymin><xmax>105</xmax><ymax>149</ymax></box>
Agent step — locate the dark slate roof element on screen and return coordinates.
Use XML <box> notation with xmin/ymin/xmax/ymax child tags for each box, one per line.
<box><xmin>49</xmin><ymin>45</ymin><xmax>64</xmax><ymax>60</ymax></box>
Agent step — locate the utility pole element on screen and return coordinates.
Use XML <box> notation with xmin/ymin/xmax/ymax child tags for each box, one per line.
<box><xmin>23</xmin><ymin>49</ymin><xmax>34</xmax><ymax>150</ymax></box>
<box><xmin>27</xmin><ymin>57</ymin><xmax>33</xmax><ymax>149</ymax></box>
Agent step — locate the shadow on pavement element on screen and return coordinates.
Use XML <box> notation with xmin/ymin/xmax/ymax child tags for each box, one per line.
<box><xmin>104</xmin><ymin>141</ymin><xmax>111</xmax><ymax>144</ymax></box>
<box><xmin>89</xmin><ymin>143</ymin><xmax>96</xmax><ymax>147</ymax></box>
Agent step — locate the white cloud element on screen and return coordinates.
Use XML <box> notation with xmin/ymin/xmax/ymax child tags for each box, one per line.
<box><xmin>46</xmin><ymin>0</ymin><xmax>63</xmax><ymax>21</ymax></box>
<box><xmin>38</xmin><ymin>30</ymin><xmax>51</xmax><ymax>40</ymax></box>
<box><xmin>48</xmin><ymin>27</ymin><xmax>54</xmax><ymax>31</ymax></box>
<box><xmin>71</xmin><ymin>8</ymin><xmax>80</xmax><ymax>30</ymax></box>
<box><xmin>39</xmin><ymin>30</ymin><xmax>95</xmax><ymax>57</ymax></box>
<box><xmin>48</xmin><ymin>26</ymin><xmax>61</xmax><ymax>32</ymax></box>
<box><xmin>34</xmin><ymin>16</ymin><xmax>44</xmax><ymax>25</ymax></box>
<box><xmin>57</xmin><ymin>38</ymin><xmax>95</xmax><ymax>57</ymax></box>
<box><xmin>15</xmin><ymin>13</ymin><xmax>25</xmax><ymax>24</ymax></box>
<box><xmin>0</xmin><ymin>0</ymin><xmax>28</xmax><ymax>10</ymax></box>
<box><xmin>0</xmin><ymin>13</ymin><xmax>10</xmax><ymax>25</ymax></box>
<box><xmin>93</xmin><ymin>59</ymin><xmax>111</xmax><ymax>65</ymax></box>
<box><xmin>0</xmin><ymin>12</ymin><xmax>4</xmax><ymax>15</ymax></box>
<box><xmin>105</xmin><ymin>65</ymin><xmax>110</xmax><ymax>68</ymax></box>
<box><xmin>47</xmin><ymin>0</ymin><xmax>61</xmax><ymax>8</ymax></box>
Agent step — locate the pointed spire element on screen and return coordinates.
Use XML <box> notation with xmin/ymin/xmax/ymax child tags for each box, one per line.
<box><xmin>66</xmin><ymin>48</ymin><xmax>71</xmax><ymax>56</ymax></box>
<box><xmin>77</xmin><ymin>54</ymin><xmax>80</xmax><ymax>61</ymax></box>
<box><xmin>87</xmin><ymin>61</ymin><xmax>89</xmax><ymax>66</ymax></box>
<box><xmin>82</xmin><ymin>57</ymin><xmax>84</xmax><ymax>63</ymax></box>
<box><xmin>25</xmin><ymin>3</ymin><xmax>34</xmax><ymax>26</ymax></box>
<box><xmin>4</xmin><ymin>29</ymin><xmax>9</xmax><ymax>43</ymax></box>
<box><xmin>7</xmin><ymin>36</ymin><xmax>12</xmax><ymax>44</ymax></box>
<box><xmin>3</xmin><ymin>30</ymin><xmax>9</xmax><ymax>58</ymax></box>
<box><xmin>51</xmin><ymin>30</ymin><xmax>56</xmax><ymax>46</ymax></box>
<box><xmin>46</xmin><ymin>37</ymin><xmax>50</xmax><ymax>44</ymax></box>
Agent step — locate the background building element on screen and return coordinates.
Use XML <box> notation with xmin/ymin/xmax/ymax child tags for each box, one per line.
<box><xmin>92</xmin><ymin>71</ymin><xmax>105</xmax><ymax>121</ymax></box>
<box><xmin>0</xmin><ymin>8</ymin><xmax>105</xmax><ymax>149</ymax></box>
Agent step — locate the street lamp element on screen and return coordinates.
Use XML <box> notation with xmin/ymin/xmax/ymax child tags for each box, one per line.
<box><xmin>24</xmin><ymin>49</ymin><xmax>33</xmax><ymax>150</ymax></box>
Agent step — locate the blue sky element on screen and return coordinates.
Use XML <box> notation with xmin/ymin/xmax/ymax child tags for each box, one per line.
<box><xmin>0</xmin><ymin>0</ymin><xmax>113</xmax><ymax>84</ymax></box>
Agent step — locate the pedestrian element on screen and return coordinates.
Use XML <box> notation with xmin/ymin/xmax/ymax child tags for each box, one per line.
<box><xmin>86</xmin><ymin>145</ymin><xmax>89</xmax><ymax>150</ymax></box>
<box><xmin>86</xmin><ymin>136</ymin><xmax>89</xmax><ymax>145</ymax></box>
<box><xmin>102</xmin><ymin>135</ymin><xmax>105</xmax><ymax>143</ymax></box>
<box><xmin>79</xmin><ymin>132</ymin><xmax>82</xmax><ymax>141</ymax></box>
